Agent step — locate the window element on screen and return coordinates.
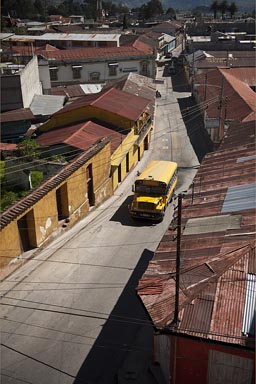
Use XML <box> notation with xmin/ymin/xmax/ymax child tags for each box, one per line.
<box><xmin>108</xmin><ymin>62</ymin><xmax>118</xmax><ymax>76</ymax></box>
<box><xmin>49</xmin><ymin>67</ymin><xmax>58</xmax><ymax>81</ymax></box>
<box><xmin>90</xmin><ymin>72</ymin><xmax>100</xmax><ymax>82</ymax></box>
<box><xmin>140</xmin><ymin>61</ymin><xmax>148</xmax><ymax>76</ymax></box>
<box><xmin>72</xmin><ymin>65</ymin><xmax>82</xmax><ymax>79</ymax></box>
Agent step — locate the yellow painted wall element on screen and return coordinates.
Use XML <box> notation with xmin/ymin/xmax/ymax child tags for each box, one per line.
<box><xmin>0</xmin><ymin>222</ymin><xmax>21</xmax><ymax>269</ymax></box>
<box><xmin>32</xmin><ymin>192</ymin><xmax>59</xmax><ymax>245</ymax></box>
<box><xmin>40</xmin><ymin>106</ymin><xmax>134</xmax><ymax>132</ymax></box>
<box><xmin>0</xmin><ymin>143</ymin><xmax>113</xmax><ymax>268</ymax></box>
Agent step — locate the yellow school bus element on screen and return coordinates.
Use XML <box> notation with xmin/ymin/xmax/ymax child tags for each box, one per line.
<box><xmin>129</xmin><ymin>160</ymin><xmax>178</xmax><ymax>221</ymax></box>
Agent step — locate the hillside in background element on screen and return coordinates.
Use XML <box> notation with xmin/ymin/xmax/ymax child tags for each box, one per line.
<box><xmin>119</xmin><ymin>0</ymin><xmax>254</xmax><ymax>12</ymax></box>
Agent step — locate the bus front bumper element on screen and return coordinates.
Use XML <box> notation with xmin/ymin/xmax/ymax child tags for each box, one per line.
<box><xmin>129</xmin><ymin>210</ymin><xmax>164</xmax><ymax>221</ymax></box>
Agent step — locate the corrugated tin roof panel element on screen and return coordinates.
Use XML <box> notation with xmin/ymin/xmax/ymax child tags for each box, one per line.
<box><xmin>30</xmin><ymin>95</ymin><xmax>66</xmax><ymax>116</ymax></box>
<box><xmin>137</xmin><ymin>118</ymin><xmax>256</xmax><ymax>346</ymax></box>
<box><xmin>56</xmin><ymin>87</ymin><xmax>151</xmax><ymax>121</ymax></box>
<box><xmin>237</xmin><ymin>155</ymin><xmax>256</xmax><ymax>163</ymax></box>
<box><xmin>242</xmin><ymin>274</ymin><xmax>256</xmax><ymax>336</ymax></box>
<box><xmin>36</xmin><ymin>121</ymin><xmax>124</xmax><ymax>154</ymax></box>
<box><xmin>0</xmin><ymin>108</ymin><xmax>34</xmax><ymax>123</ymax></box>
<box><xmin>221</xmin><ymin>183</ymin><xmax>256</xmax><ymax>213</ymax></box>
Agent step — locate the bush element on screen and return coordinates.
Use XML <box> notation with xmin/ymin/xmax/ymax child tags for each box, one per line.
<box><xmin>30</xmin><ymin>171</ymin><xmax>43</xmax><ymax>188</ymax></box>
<box><xmin>0</xmin><ymin>191</ymin><xmax>18</xmax><ymax>211</ymax></box>
<box><xmin>0</xmin><ymin>161</ymin><xmax>5</xmax><ymax>182</ymax></box>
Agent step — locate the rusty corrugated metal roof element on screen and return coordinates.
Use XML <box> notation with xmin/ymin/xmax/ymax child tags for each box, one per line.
<box><xmin>0</xmin><ymin>143</ymin><xmax>17</xmax><ymax>150</ymax></box>
<box><xmin>137</xmin><ymin>119</ymin><xmax>256</xmax><ymax>347</ymax></box>
<box><xmin>54</xmin><ymin>87</ymin><xmax>151</xmax><ymax>122</ymax></box>
<box><xmin>36</xmin><ymin>121</ymin><xmax>125</xmax><ymax>154</ymax></box>
<box><xmin>194</xmin><ymin>68</ymin><xmax>256</xmax><ymax>122</ymax></box>
<box><xmin>0</xmin><ymin>108</ymin><xmax>34</xmax><ymax>123</ymax></box>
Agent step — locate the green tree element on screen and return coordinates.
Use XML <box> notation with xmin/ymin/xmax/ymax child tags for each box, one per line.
<box><xmin>17</xmin><ymin>138</ymin><xmax>41</xmax><ymax>161</ymax></box>
<box><xmin>166</xmin><ymin>7</ymin><xmax>176</xmax><ymax>19</ymax></box>
<box><xmin>0</xmin><ymin>191</ymin><xmax>17</xmax><ymax>211</ymax></box>
<box><xmin>210</xmin><ymin>0</ymin><xmax>219</xmax><ymax>19</ymax></box>
<box><xmin>228</xmin><ymin>2</ymin><xmax>238</xmax><ymax>18</ymax></box>
<box><xmin>138</xmin><ymin>0</ymin><xmax>164</xmax><ymax>20</ymax></box>
<box><xmin>0</xmin><ymin>161</ymin><xmax>5</xmax><ymax>183</ymax></box>
<box><xmin>34</xmin><ymin>0</ymin><xmax>44</xmax><ymax>15</ymax></box>
<box><xmin>219</xmin><ymin>0</ymin><xmax>228</xmax><ymax>18</ymax></box>
<box><xmin>30</xmin><ymin>170</ymin><xmax>43</xmax><ymax>188</ymax></box>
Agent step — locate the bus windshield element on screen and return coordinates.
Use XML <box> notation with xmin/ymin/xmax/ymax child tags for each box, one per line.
<box><xmin>135</xmin><ymin>183</ymin><xmax>166</xmax><ymax>195</ymax></box>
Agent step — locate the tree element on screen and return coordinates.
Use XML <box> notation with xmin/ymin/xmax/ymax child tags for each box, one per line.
<box><xmin>17</xmin><ymin>138</ymin><xmax>41</xmax><ymax>161</ymax></box>
<box><xmin>210</xmin><ymin>0</ymin><xmax>219</xmax><ymax>19</ymax></box>
<box><xmin>228</xmin><ymin>2</ymin><xmax>238</xmax><ymax>18</ymax></box>
<box><xmin>166</xmin><ymin>7</ymin><xmax>176</xmax><ymax>19</ymax></box>
<box><xmin>219</xmin><ymin>0</ymin><xmax>228</xmax><ymax>19</ymax></box>
<box><xmin>34</xmin><ymin>0</ymin><xmax>44</xmax><ymax>15</ymax></box>
<box><xmin>138</xmin><ymin>0</ymin><xmax>164</xmax><ymax>20</ymax></box>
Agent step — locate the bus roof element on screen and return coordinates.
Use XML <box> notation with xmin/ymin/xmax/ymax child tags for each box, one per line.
<box><xmin>136</xmin><ymin>160</ymin><xmax>177</xmax><ymax>184</ymax></box>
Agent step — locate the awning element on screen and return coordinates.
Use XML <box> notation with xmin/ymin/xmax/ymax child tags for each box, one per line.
<box><xmin>49</xmin><ymin>66</ymin><xmax>58</xmax><ymax>70</ymax></box>
<box><xmin>72</xmin><ymin>65</ymin><xmax>83</xmax><ymax>69</ymax></box>
<box><xmin>108</xmin><ymin>62</ymin><xmax>119</xmax><ymax>67</ymax></box>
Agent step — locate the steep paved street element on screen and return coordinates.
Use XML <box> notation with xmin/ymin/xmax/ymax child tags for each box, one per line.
<box><xmin>0</xmin><ymin>65</ymin><xmax>200</xmax><ymax>384</ymax></box>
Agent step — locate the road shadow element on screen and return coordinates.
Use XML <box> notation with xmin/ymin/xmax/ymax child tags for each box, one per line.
<box><xmin>171</xmin><ymin>68</ymin><xmax>191</xmax><ymax>92</ymax></box>
<box><xmin>177</xmin><ymin>96</ymin><xmax>214</xmax><ymax>162</ymax></box>
<box><xmin>110</xmin><ymin>195</ymin><xmax>159</xmax><ymax>227</ymax></box>
<box><xmin>73</xmin><ymin>248</ymin><xmax>154</xmax><ymax>384</ymax></box>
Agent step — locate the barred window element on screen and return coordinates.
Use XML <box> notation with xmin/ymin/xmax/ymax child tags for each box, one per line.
<box><xmin>108</xmin><ymin>62</ymin><xmax>118</xmax><ymax>76</ymax></box>
<box><xmin>90</xmin><ymin>72</ymin><xmax>100</xmax><ymax>82</ymax></box>
<box><xmin>49</xmin><ymin>67</ymin><xmax>58</xmax><ymax>81</ymax></box>
<box><xmin>72</xmin><ymin>65</ymin><xmax>82</xmax><ymax>79</ymax></box>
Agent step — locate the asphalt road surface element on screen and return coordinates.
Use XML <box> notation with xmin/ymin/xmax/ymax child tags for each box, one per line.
<box><xmin>0</xmin><ymin>68</ymin><xmax>199</xmax><ymax>384</ymax></box>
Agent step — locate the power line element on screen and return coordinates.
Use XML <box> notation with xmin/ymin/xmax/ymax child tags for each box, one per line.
<box><xmin>1</xmin><ymin>343</ymin><xmax>83</xmax><ymax>382</ymax></box>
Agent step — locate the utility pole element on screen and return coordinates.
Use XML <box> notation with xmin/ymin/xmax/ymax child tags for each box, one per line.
<box><xmin>204</xmin><ymin>72</ymin><xmax>207</xmax><ymax>101</ymax></box>
<box><xmin>191</xmin><ymin>50</ymin><xmax>195</xmax><ymax>97</ymax></box>
<box><xmin>173</xmin><ymin>193</ymin><xmax>183</xmax><ymax>328</ymax></box>
<box><xmin>218</xmin><ymin>74</ymin><xmax>225</xmax><ymax>142</ymax></box>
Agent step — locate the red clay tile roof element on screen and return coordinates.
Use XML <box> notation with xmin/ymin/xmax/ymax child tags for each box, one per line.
<box><xmin>36</xmin><ymin>120</ymin><xmax>125</xmax><ymax>154</ymax></box>
<box><xmin>132</xmin><ymin>39</ymin><xmax>154</xmax><ymax>54</ymax></box>
<box><xmin>38</xmin><ymin>45</ymin><xmax>153</xmax><ymax>61</ymax></box>
<box><xmin>4</xmin><ymin>44</ymin><xmax>59</xmax><ymax>56</ymax></box>
<box><xmin>137</xmin><ymin>119</ymin><xmax>256</xmax><ymax>347</ymax></box>
<box><xmin>54</xmin><ymin>87</ymin><xmax>151</xmax><ymax>121</ymax></box>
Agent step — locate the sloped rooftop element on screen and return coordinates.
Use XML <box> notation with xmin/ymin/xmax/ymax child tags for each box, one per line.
<box><xmin>137</xmin><ymin>119</ymin><xmax>256</xmax><ymax>347</ymax></box>
<box><xmin>38</xmin><ymin>45</ymin><xmax>153</xmax><ymax>61</ymax></box>
<box><xmin>0</xmin><ymin>138</ymin><xmax>110</xmax><ymax>230</ymax></box>
<box><xmin>53</xmin><ymin>87</ymin><xmax>151</xmax><ymax>122</ymax></box>
<box><xmin>36</xmin><ymin>121</ymin><xmax>125</xmax><ymax>154</ymax></box>
<box><xmin>0</xmin><ymin>108</ymin><xmax>34</xmax><ymax>123</ymax></box>
<box><xmin>194</xmin><ymin>67</ymin><xmax>256</xmax><ymax>122</ymax></box>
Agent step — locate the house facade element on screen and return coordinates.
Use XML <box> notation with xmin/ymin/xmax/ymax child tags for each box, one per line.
<box><xmin>0</xmin><ymin>138</ymin><xmax>113</xmax><ymax>267</ymax></box>
<box><xmin>38</xmin><ymin>45</ymin><xmax>155</xmax><ymax>90</ymax></box>
<box><xmin>38</xmin><ymin>87</ymin><xmax>153</xmax><ymax>191</ymax></box>
<box><xmin>1</xmin><ymin>56</ymin><xmax>42</xmax><ymax>112</ymax></box>
<box><xmin>192</xmin><ymin>67</ymin><xmax>256</xmax><ymax>143</ymax></box>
